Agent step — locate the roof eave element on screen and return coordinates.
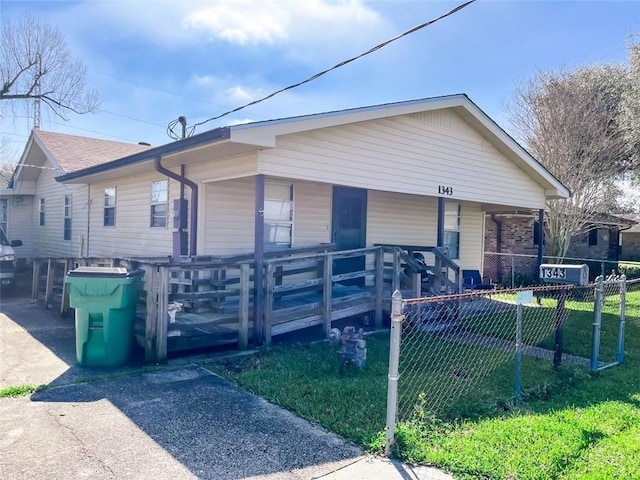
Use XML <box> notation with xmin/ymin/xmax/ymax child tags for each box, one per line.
<box><xmin>56</xmin><ymin>126</ymin><xmax>231</xmax><ymax>183</ymax></box>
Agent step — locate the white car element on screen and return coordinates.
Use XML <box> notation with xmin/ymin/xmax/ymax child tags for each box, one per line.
<box><xmin>0</xmin><ymin>227</ymin><xmax>22</xmax><ymax>290</ymax></box>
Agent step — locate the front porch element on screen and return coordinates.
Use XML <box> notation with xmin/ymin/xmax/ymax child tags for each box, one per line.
<box><xmin>31</xmin><ymin>244</ymin><xmax>461</xmax><ymax>363</ymax></box>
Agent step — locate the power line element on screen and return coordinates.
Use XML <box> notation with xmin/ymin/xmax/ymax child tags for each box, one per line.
<box><xmin>7</xmin><ymin>115</ymin><xmax>144</xmax><ymax>143</ymax></box>
<box><xmin>91</xmin><ymin>70</ymin><xmax>218</xmax><ymax>106</ymax></box>
<box><xmin>99</xmin><ymin>109</ymin><xmax>166</xmax><ymax>128</ymax></box>
<box><xmin>181</xmin><ymin>0</ymin><xmax>476</xmax><ymax>137</ymax></box>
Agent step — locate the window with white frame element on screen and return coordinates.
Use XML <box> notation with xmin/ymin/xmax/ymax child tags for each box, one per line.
<box><xmin>104</xmin><ymin>187</ymin><xmax>116</xmax><ymax>227</ymax></box>
<box><xmin>150</xmin><ymin>180</ymin><xmax>168</xmax><ymax>228</ymax></box>
<box><xmin>264</xmin><ymin>182</ymin><xmax>293</xmax><ymax>250</ymax></box>
<box><xmin>63</xmin><ymin>195</ymin><xmax>72</xmax><ymax>240</ymax></box>
<box><xmin>0</xmin><ymin>199</ymin><xmax>7</xmax><ymax>235</ymax></box>
<box><xmin>443</xmin><ymin>201</ymin><xmax>460</xmax><ymax>259</ymax></box>
<box><xmin>39</xmin><ymin>198</ymin><xmax>45</xmax><ymax>226</ymax></box>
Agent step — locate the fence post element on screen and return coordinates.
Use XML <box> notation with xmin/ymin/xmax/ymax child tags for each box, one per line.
<box><xmin>553</xmin><ymin>289</ymin><xmax>567</xmax><ymax>367</ymax></box>
<box><xmin>617</xmin><ymin>275</ymin><xmax>627</xmax><ymax>364</ymax></box>
<box><xmin>515</xmin><ymin>302</ymin><xmax>523</xmax><ymax>401</ymax></box>
<box><xmin>511</xmin><ymin>255</ymin><xmax>515</xmax><ymax>289</ymax></box>
<box><xmin>385</xmin><ymin>290</ymin><xmax>404</xmax><ymax>455</ymax></box>
<box><xmin>591</xmin><ymin>275</ymin><xmax>604</xmax><ymax>373</ymax></box>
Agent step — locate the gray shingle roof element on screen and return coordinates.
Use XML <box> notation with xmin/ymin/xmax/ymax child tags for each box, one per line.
<box><xmin>33</xmin><ymin>130</ymin><xmax>151</xmax><ymax>173</ymax></box>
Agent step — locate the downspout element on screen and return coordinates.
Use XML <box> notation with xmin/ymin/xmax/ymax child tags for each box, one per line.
<box><xmin>153</xmin><ymin>156</ymin><xmax>198</xmax><ymax>257</ymax></box>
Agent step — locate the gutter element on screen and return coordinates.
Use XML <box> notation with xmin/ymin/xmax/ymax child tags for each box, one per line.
<box><xmin>56</xmin><ymin>127</ymin><xmax>230</xmax><ymax>183</ymax></box>
<box><xmin>154</xmin><ymin>156</ymin><xmax>198</xmax><ymax>257</ymax></box>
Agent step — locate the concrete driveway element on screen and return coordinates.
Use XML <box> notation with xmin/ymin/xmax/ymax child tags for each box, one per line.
<box><xmin>0</xmin><ymin>293</ymin><xmax>452</xmax><ymax>480</ymax></box>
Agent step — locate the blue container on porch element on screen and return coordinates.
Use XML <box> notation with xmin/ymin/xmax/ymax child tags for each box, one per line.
<box><xmin>66</xmin><ymin>267</ymin><xmax>143</xmax><ymax>367</ymax></box>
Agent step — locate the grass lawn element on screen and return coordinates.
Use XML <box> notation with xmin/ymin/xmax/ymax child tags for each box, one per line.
<box><xmin>207</xmin><ymin>289</ymin><xmax>640</xmax><ymax>479</ymax></box>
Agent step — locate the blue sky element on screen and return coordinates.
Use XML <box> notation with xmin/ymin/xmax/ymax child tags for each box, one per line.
<box><xmin>1</xmin><ymin>0</ymin><xmax>639</xmax><ymax>158</ymax></box>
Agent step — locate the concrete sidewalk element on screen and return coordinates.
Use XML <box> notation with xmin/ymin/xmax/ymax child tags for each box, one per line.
<box><xmin>0</xmin><ymin>293</ymin><xmax>453</xmax><ymax>480</ymax></box>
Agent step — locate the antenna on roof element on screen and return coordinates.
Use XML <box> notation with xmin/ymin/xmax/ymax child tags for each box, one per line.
<box><xmin>167</xmin><ymin>116</ymin><xmax>188</xmax><ymax>141</ymax></box>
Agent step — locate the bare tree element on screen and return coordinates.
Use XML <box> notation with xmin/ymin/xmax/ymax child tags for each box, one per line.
<box><xmin>0</xmin><ymin>136</ymin><xmax>18</xmax><ymax>187</ymax></box>
<box><xmin>621</xmin><ymin>34</ymin><xmax>640</xmax><ymax>169</ymax></box>
<box><xmin>509</xmin><ymin>66</ymin><xmax>634</xmax><ymax>258</ymax></box>
<box><xmin>1</xmin><ymin>14</ymin><xmax>99</xmax><ymax>120</ymax></box>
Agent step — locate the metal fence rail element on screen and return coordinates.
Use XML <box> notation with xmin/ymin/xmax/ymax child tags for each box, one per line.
<box><xmin>385</xmin><ymin>278</ymin><xmax>632</xmax><ymax>451</ymax></box>
<box><xmin>483</xmin><ymin>252</ymin><xmax>625</xmax><ymax>288</ymax></box>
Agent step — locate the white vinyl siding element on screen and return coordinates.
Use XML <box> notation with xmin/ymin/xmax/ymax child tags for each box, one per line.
<box><xmin>86</xmin><ymin>172</ymin><xmax>178</xmax><ymax>257</ymax></box>
<box><xmin>367</xmin><ymin>190</ymin><xmax>438</xmax><ymax>247</ymax></box>
<box><xmin>292</xmin><ymin>181</ymin><xmax>332</xmax><ymax>247</ymax></box>
<box><xmin>32</xmin><ymin>165</ymin><xmax>88</xmax><ymax>258</ymax></box>
<box><xmin>202</xmin><ymin>178</ymin><xmax>332</xmax><ymax>256</ymax></box>
<box><xmin>458</xmin><ymin>201</ymin><xmax>484</xmax><ymax>271</ymax></box>
<box><xmin>367</xmin><ymin>191</ymin><xmax>483</xmax><ymax>271</ymax></box>
<box><xmin>203</xmin><ymin>178</ymin><xmax>255</xmax><ymax>255</ymax></box>
<box><xmin>260</xmin><ymin>110</ymin><xmax>546</xmax><ymax>209</ymax></box>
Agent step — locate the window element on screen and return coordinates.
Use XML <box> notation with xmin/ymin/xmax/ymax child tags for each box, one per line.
<box><xmin>0</xmin><ymin>199</ymin><xmax>7</xmax><ymax>235</ymax></box>
<box><xmin>264</xmin><ymin>183</ymin><xmax>293</xmax><ymax>250</ymax></box>
<box><xmin>104</xmin><ymin>187</ymin><xmax>116</xmax><ymax>227</ymax></box>
<box><xmin>39</xmin><ymin>198</ymin><xmax>45</xmax><ymax>226</ymax></box>
<box><xmin>63</xmin><ymin>195</ymin><xmax>72</xmax><ymax>240</ymax></box>
<box><xmin>588</xmin><ymin>229</ymin><xmax>598</xmax><ymax>246</ymax></box>
<box><xmin>443</xmin><ymin>201</ymin><xmax>460</xmax><ymax>259</ymax></box>
<box><xmin>150</xmin><ymin>180</ymin><xmax>168</xmax><ymax>227</ymax></box>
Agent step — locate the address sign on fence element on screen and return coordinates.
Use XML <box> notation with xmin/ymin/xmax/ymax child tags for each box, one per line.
<box><xmin>539</xmin><ymin>264</ymin><xmax>589</xmax><ymax>286</ymax></box>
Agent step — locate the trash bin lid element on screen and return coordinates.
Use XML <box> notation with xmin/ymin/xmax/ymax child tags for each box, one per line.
<box><xmin>67</xmin><ymin>266</ymin><xmax>143</xmax><ymax>278</ymax></box>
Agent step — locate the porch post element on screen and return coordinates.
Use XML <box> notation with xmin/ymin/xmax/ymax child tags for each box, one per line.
<box><xmin>437</xmin><ymin>197</ymin><xmax>445</xmax><ymax>247</ymax></box>
<box><xmin>537</xmin><ymin>208</ymin><xmax>544</xmax><ymax>280</ymax></box>
<box><xmin>254</xmin><ymin>174</ymin><xmax>265</xmax><ymax>344</ymax></box>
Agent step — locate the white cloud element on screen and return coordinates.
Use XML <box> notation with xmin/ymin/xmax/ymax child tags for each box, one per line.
<box><xmin>184</xmin><ymin>0</ymin><xmax>384</xmax><ymax>47</ymax></box>
<box><xmin>184</xmin><ymin>1</ymin><xmax>289</xmax><ymax>45</ymax></box>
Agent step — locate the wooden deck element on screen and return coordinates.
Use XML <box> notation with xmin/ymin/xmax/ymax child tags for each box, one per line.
<box><xmin>32</xmin><ymin>244</ymin><xmax>462</xmax><ymax>362</ymax></box>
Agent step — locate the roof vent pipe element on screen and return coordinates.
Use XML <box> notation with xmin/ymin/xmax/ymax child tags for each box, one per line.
<box><xmin>153</xmin><ymin>156</ymin><xmax>198</xmax><ymax>257</ymax></box>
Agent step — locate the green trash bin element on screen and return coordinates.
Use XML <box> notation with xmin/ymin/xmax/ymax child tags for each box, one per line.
<box><xmin>66</xmin><ymin>267</ymin><xmax>143</xmax><ymax>367</ymax></box>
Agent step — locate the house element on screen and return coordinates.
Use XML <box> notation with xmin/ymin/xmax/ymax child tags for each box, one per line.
<box><xmin>12</xmin><ymin>95</ymin><xmax>571</xmax><ymax>358</ymax></box>
<box><xmin>46</xmin><ymin>94</ymin><xmax>568</xmax><ymax>272</ymax></box>
<box><xmin>5</xmin><ymin>130</ymin><xmax>151</xmax><ymax>265</ymax></box>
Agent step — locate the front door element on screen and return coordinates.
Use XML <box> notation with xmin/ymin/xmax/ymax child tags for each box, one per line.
<box><xmin>332</xmin><ymin>186</ymin><xmax>367</xmax><ymax>286</ymax></box>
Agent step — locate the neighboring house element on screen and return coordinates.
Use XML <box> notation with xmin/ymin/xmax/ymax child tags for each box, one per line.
<box><xmin>46</xmin><ymin>94</ymin><xmax>568</xmax><ymax>275</ymax></box>
<box><xmin>484</xmin><ymin>210</ymin><xmax>635</xmax><ymax>283</ymax></box>
<box><xmin>619</xmin><ymin>214</ymin><xmax>640</xmax><ymax>261</ymax></box>
<box><xmin>485</xmin><ymin>211</ymin><xmax>634</xmax><ymax>261</ymax></box>
<box><xmin>6</xmin><ymin>130</ymin><xmax>150</xmax><ymax>264</ymax></box>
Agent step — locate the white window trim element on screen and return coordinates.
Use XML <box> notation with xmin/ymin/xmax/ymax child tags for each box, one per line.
<box><xmin>150</xmin><ymin>180</ymin><xmax>169</xmax><ymax>228</ymax></box>
<box><xmin>264</xmin><ymin>181</ymin><xmax>294</xmax><ymax>250</ymax></box>
<box><xmin>63</xmin><ymin>195</ymin><xmax>72</xmax><ymax>241</ymax></box>
<box><xmin>104</xmin><ymin>187</ymin><xmax>116</xmax><ymax>227</ymax></box>
<box><xmin>444</xmin><ymin>201</ymin><xmax>461</xmax><ymax>259</ymax></box>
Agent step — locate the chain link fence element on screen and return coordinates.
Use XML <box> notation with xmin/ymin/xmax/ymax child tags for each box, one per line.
<box><xmin>385</xmin><ymin>277</ymin><xmax>634</xmax><ymax>451</ymax></box>
<box><xmin>483</xmin><ymin>252</ymin><xmax>624</xmax><ymax>288</ymax></box>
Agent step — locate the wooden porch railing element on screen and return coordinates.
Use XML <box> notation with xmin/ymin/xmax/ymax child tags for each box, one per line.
<box><xmin>30</xmin><ymin>243</ymin><xmax>461</xmax><ymax>363</ymax></box>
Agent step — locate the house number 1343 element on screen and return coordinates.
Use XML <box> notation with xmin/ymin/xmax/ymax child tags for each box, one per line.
<box><xmin>438</xmin><ymin>185</ymin><xmax>453</xmax><ymax>195</ymax></box>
